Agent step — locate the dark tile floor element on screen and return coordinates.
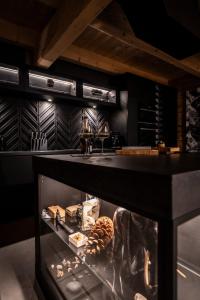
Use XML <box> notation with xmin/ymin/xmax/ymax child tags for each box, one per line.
<box><xmin>0</xmin><ymin>238</ymin><xmax>38</xmax><ymax>300</ymax></box>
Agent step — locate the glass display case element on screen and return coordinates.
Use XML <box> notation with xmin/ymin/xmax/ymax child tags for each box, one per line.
<box><xmin>83</xmin><ymin>83</ymin><xmax>116</xmax><ymax>103</ymax></box>
<box><xmin>34</xmin><ymin>154</ymin><xmax>200</xmax><ymax>300</ymax></box>
<box><xmin>38</xmin><ymin>176</ymin><xmax>158</xmax><ymax>300</ymax></box>
<box><xmin>29</xmin><ymin>71</ymin><xmax>76</xmax><ymax>96</ymax></box>
<box><xmin>0</xmin><ymin>64</ymin><xmax>19</xmax><ymax>85</ymax></box>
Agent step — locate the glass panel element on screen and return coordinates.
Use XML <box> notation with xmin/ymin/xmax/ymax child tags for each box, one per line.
<box><xmin>29</xmin><ymin>71</ymin><xmax>76</xmax><ymax>96</ymax></box>
<box><xmin>83</xmin><ymin>83</ymin><xmax>116</xmax><ymax>103</ymax></box>
<box><xmin>0</xmin><ymin>65</ymin><xmax>19</xmax><ymax>85</ymax></box>
<box><xmin>39</xmin><ymin>175</ymin><xmax>158</xmax><ymax>300</ymax></box>
<box><xmin>177</xmin><ymin>215</ymin><xmax>200</xmax><ymax>300</ymax></box>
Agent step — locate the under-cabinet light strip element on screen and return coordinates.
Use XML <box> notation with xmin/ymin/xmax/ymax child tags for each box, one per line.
<box><xmin>178</xmin><ymin>262</ymin><xmax>200</xmax><ymax>279</ymax></box>
<box><xmin>140</xmin><ymin>108</ymin><xmax>157</xmax><ymax>113</ymax></box>
<box><xmin>29</xmin><ymin>72</ymin><xmax>74</xmax><ymax>85</ymax></box>
<box><xmin>83</xmin><ymin>84</ymin><xmax>112</xmax><ymax>94</ymax></box>
<box><xmin>0</xmin><ymin>66</ymin><xmax>18</xmax><ymax>74</ymax></box>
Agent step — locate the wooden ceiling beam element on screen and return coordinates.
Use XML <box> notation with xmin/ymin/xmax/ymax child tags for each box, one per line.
<box><xmin>169</xmin><ymin>75</ymin><xmax>200</xmax><ymax>91</ymax></box>
<box><xmin>62</xmin><ymin>44</ymin><xmax>169</xmax><ymax>85</ymax></box>
<box><xmin>181</xmin><ymin>53</ymin><xmax>200</xmax><ymax>73</ymax></box>
<box><xmin>0</xmin><ymin>18</ymin><xmax>38</xmax><ymax>48</ymax></box>
<box><xmin>90</xmin><ymin>3</ymin><xmax>200</xmax><ymax>78</ymax></box>
<box><xmin>37</xmin><ymin>0</ymin><xmax>112</xmax><ymax>68</ymax></box>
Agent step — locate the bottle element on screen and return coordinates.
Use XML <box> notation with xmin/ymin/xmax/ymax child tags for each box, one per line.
<box><xmin>80</xmin><ymin>137</ymin><xmax>86</xmax><ymax>154</ymax></box>
<box><xmin>157</xmin><ymin>140</ymin><xmax>166</xmax><ymax>154</ymax></box>
<box><xmin>89</xmin><ymin>139</ymin><xmax>93</xmax><ymax>154</ymax></box>
<box><xmin>55</xmin><ymin>209</ymin><xmax>61</xmax><ymax>230</ymax></box>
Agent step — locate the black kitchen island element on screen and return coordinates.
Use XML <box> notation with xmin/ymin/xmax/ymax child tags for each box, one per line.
<box><xmin>33</xmin><ymin>153</ymin><xmax>200</xmax><ymax>300</ymax></box>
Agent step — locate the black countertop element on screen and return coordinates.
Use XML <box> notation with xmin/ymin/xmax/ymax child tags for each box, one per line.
<box><xmin>34</xmin><ymin>152</ymin><xmax>200</xmax><ymax>175</ymax></box>
<box><xmin>0</xmin><ymin>148</ymin><xmax>113</xmax><ymax>157</ymax></box>
<box><xmin>33</xmin><ymin>153</ymin><xmax>200</xmax><ymax>222</ymax></box>
<box><xmin>0</xmin><ymin>149</ymin><xmax>76</xmax><ymax>157</ymax></box>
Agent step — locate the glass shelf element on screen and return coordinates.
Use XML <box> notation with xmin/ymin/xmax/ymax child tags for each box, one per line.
<box><xmin>29</xmin><ymin>71</ymin><xmax>76</xmax><ymax>96</ymax></box>
<box><xmin>83</xmin><ymin>83</ymin><xmax>116</xmax><ymax>103</ymax></box>
<box><xmin>42</xmin><ymin>218</ymin><xmax>118</xmax><ymax>299</ymax></box>
<box><xmin>139</xmin><ymin>108</ymin><xmax>157</xmax><ymax>113</ymax></box>
<box><xmin>0</xmin><ymin>65</ymin><xmax>19</xmax><ymax>85</ymax></box>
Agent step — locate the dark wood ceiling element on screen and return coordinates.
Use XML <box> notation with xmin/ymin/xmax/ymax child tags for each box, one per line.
<box><xmin>0</xmin><ymin>0</ymin><xmax>199</xmax><ymax>87</ymax></box>
<box><xmin>0</xmin><ymin>0</ymin><xmax>57</xmax><ymax>30</ymax></box>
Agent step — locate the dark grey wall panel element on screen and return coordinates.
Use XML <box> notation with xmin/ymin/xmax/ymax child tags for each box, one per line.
<box><xmin>0</xmin><ymin>95</ymin><xmax>109</xmax><ymax>151</ymax></box>
<box><xmin>110</xmin><ymin>91</ymin><xmax>128</xmax><ymax>144</ymax></box>
<box><xmin>68</xmin><ymin>107</ymin><xmax>82</xmax><ymax>149</ymax></box>
<box><xmin>20</xmin><ymin>100</ymin><xmax>38</xmax><ymax>150</ymax></box>
<box><xmin>38</xmin><ymin>101</ymin><xmax>56</xmax><ymax>150</ymax></box>
<box><xmin>84</xmin><ymin>108</ymin><xmax>110</xmax><ymax>133</ymax></box>
<box><xmin>56</xmin><ymin>104</ymin><xmax>82</xmax><ymax>150</ymax></box>
<box><xmin>0</xmin><ymin>97</ymin><xmax>19</xmax><ymax>151</ymax></box>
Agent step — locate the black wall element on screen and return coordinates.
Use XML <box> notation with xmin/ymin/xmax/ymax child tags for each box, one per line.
<box><xmin>0</xmin><ymin>94</ymin><xmax>110</xmax><ymax>151</ymax></box>
<box><xmin>112</xmin><ymin>74</ymin><xmax>177</xmax><ymax>147</ymax></box>
<box><xmin>0</xmin><ymin>41</ymin><xmax>178</xmax><ymax>149</ymax></box>
<box><xmin>110</xmin><ymin>91</ymin><xmax>128</xmax><ymax>145</ymax></box>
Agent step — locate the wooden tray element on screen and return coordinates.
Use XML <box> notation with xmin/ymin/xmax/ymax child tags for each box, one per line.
<box><xmin>116</xmin><ymin>148</ymin><xmax>159</xmax><ymax>156</ymax></box>
<box><xmin>116</xmin><ymin>147</ymin><xmax>180</xmax><ymax>156</ymax></box>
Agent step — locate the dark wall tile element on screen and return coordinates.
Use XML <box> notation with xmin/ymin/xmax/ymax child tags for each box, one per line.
<box><xmin>0</xmin><ymin>96</ymin><xmax>20</xmax><ymax>151</ymax></box>
<box><xmin>0</xmin><ymin>95</ymin><xmax>110</xmax><ymax>151</ymax></box>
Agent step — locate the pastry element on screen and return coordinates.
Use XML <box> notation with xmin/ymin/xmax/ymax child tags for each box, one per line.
<box><xmin>47</xmin><ymin>205</ymin><xmax>65</xmax><ymax>219</ymax></box>
<box><xmin>66</xmin><ymin>204</ymin><xmax>81</xmax><ymax>217</ymax></box>
<box><xmin>82</xmin><ymin>198</ymin><xmax>100</xmax><ymax>231</ymax></box>
<box><xmin>69</xmin><ymin>232</ymin><xmax>88</xmax><ymax>248</ymax></box>
<box><xmin>56</xmin><ymin>269</ymin><xmax>64</xmax><ymax>278</ymax></box>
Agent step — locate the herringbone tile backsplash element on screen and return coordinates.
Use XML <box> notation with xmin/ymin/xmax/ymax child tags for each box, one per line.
<box><xmin>0</xmin><ymin>95</ymin><xmax>110</xmax><ymax>151</ymax></box>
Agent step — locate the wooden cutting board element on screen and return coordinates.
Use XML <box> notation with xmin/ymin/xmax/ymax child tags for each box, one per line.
<box><xmin>116</xmin><ymin>147</ymin><xmax>180</xmax><ymax>156</ymax></box>
<box><xmin>116</xmin><ymin>148</ymin><xmax>159</xmax><ymax>156</ymax></box>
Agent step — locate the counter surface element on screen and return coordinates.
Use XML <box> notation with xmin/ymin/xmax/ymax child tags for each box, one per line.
<box><xmin>0</xmin><ymin>148</ymin><xmax>113</xmax><ymax>157</ymax></box>
<box><xmin>34</xmin><ymin>152</ymin><xmax>200</xmax><ymax>175</ymax></box>
<box><xmin>33</xmin><ymin>153</ymin><xmax>200</xmax><ymax>221</ymax></box>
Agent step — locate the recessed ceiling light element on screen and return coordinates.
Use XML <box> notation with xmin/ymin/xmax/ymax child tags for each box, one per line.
<box><xmin>93</xmin><ymin>105</ymin><xmax>97</xmax><ymax>109</ymax></box>
<box><xmin>47</xmin><ymin>98</ymin><xmax>53</xmax><ymax>102</ymax></box>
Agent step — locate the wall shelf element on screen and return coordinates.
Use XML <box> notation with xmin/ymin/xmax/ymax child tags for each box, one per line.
<box><xmin>0</xmin><ymin>64</ymin><xmax>19</xmax><ymax>85</ymax></box>
<box><xmin>29</xmin><ymin>71</ymin><xmax>76</xmax><ymax>96</ymax></box>
<box><xmin>0</xmin><ymin>64</ymin><xmax>118</xmax><ymax>108</ymax></box>
<box><xmin>83</xmin><ymin>82</ymin><xmax>116</xmax><ymax>104</ymax></box>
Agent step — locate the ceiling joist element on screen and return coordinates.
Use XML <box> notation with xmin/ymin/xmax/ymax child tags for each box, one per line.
<box><xmin>62</xmin><ymin>44</ymin><xmax>169</xmax><ymax>85</ymax></box>
<box><xmin>0</xmin><ymin>0</ymin><xmax>199</xmax><ymax>87</ymax></box>
<box><xmin>90</xmin><ymin>2</ymin><xmax>200</xmax><ymax>78</ymax></box>
<box><xmin>37</xmin><ymin>0</ymin><xmax>112</xmax><ymax>68</ymax></box>
<box><xmin>0</xmin><ymin>18</ymin><xmax>38</xmax><ymax>48</ymax></box>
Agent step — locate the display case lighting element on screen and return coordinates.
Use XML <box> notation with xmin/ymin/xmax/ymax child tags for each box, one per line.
<box><xmin>0</xmin><ymin>66</ymin><xmax>18</xmax><ymax>74</ymax></box>
<box><xmin>84</xmin><ymin>84</ymin><xmax>110</xmax><ymax>94</ymax></box>
<box><xmin>0</xmin><ymin>65</ymin><xmax>19</xmax><ymax>85</ymax></box>
<box><xmin>83</xmin><ymin>83</ymin><xmax>116</xmax><ymax>103</ymax></box>
<box><xmin>29</xmin><ymin>72</ymin><xmax>74</xmax><ymax>86</ymax></box>
<box><xmin>29</xmin><ymin>71</ymin><xmax>76</xmax><ymax>96</ymax></box>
